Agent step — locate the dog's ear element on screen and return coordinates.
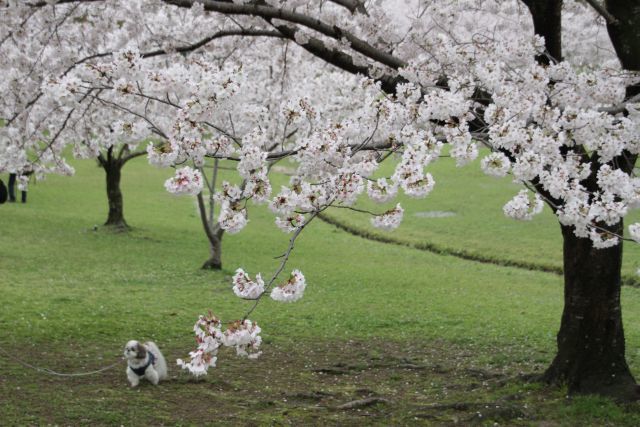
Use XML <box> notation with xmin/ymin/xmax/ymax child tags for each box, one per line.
<box><xmin>135</xmin><ymin>342</ymin><xmax>147</xmax><ymax>359</ymax></box>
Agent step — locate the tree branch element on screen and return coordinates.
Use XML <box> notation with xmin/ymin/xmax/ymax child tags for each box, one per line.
<box><xmin>197</xmin><ymin>191</ymin><xmax>220</xmax><ymax>245</ymax></box>
<box><xmin>26</xmin><ymin>0</ymin><xmax>102</xmax><ymax>6</ymax></box>
<box><xmin>162</xmin><ymin>0</ymin><xmax>405</xmax><ymax>70</ymax></box>
<box><xmin>96</xmin><ymin>152</ymin><xmax>106</xmax><ymax>167</ymax></box>
<box><xmin>121</xmin><ymin>149</ymin><xmax>147</xmax><ymax>164</ymax></box>
<box><xmin>584</xmin><ymin>0</ymin><xmax>619</xmax><ymax>25</ymax></box>
<box><xmin>598</xmin><ymin>93</ymin><xmax>640</xmax><ymax>114</ymax></box>
<box><xmin>269</xmin><ymin>22</ymin><xmax>406</xmax><ymax>94</ymax></box>
<box><xmin>328</xmin><ymin>0</ymin><xmax>367</xmax><ymax>15</ymax></box>
<box><xmin>242</xmin><ymin>209</ymin><xmax>320</xmax><ymax>319</ymax></box>
<box><xmin>141</xmin><ymin>29</ymin><xmax>284</xmax><ymax>59</ymax></box>
<box><xmin>24</xmin><ymin>0</ymin><xmax>406</xmax><ymax>95</ymax></box>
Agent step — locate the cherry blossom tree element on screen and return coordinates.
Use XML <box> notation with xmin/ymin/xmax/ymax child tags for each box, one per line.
<box><xmin>84</xmin><ymin>122</ymin><xmax>148</xmax><ymax>229</ymax></box>
<box><xmin>191</xmin><ymin>36</ymin><xmax>359</xmax><ymax>269</ymax></box>
<box><xmin>1</xmin><ymin>0</ymin><xmax>639</xmax><ymax>399</ymax></box>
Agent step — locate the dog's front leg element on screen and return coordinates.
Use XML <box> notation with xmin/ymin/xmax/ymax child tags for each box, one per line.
<box><xmin>126</xmin><ymin>368</ymin><xmax>140</xmax><ymax>387</ymax></box>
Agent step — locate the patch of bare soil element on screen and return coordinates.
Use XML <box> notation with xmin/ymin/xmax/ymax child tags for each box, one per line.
<box><xmin>0</xmin><ymin>338</ymin><xmax>551</xmax><ymax>425</ymax></box>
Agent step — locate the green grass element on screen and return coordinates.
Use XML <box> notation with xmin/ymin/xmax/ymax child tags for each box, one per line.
<box><xmin>321</xmin><ymin>148</ymin><xmax>640</xmax><ymax>279</ymax></box>
<box><xmin>1</xmin><ymin>156</ymin><xmax>640</xmax><ymax>425</ymax></box>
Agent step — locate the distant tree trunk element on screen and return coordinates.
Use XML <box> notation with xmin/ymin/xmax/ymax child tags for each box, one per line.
<box><xmin>103</xmin><ymin>159</ymin><xmax>127</xmax><ymax>229</ymax></box>
<box><xmin>0</xmin><ymin>179</ymin><xmax>7</xmax><ymax>204</ymax></box>
<box><xmin>543</xmin><ymin>223</ymin><xmax>638</xmax><ymax>399</ymax></box>
<box><xmin>202</xmin><ymin>224</ymin><xmax>225</xmax><ymax>270</ymax></box>
<box><xmin>98</xmin><ymin>145</ymin><xmax>145</xmax><ymax>231</ymax></box>
<box><xmin>197</xmin><ymin>192</ymin><xmax>225</xmax><ymax>270</ymax></box>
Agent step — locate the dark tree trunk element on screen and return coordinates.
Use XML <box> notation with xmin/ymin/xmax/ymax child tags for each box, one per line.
<box><xmin>522</xmin><ymin>0</ymin><xmax>563</xmax><ymax>64</ymax></box>
<box><xmin>518</xmin><ymin>0</ymin><xmax>640</xmax><ymax>399</ymax></box>
<box><xmin>606</xmin><ymin>0</ymin><xmax>640</xmax><ymax>99</ymax></box>
<box><xmin>103</xmin><ymin>159</ymin><xmax>128</xmax><ymax>230</ymax></box>
<box><xmin>197</xmin><ymin>192</ymin><xmax>225</xmax><ymax>270</ymax></box>
<box><xmin>543</xmin><ymin>224</ymin><xmax>638</xmax><ymax>399</ymax></box>
<box><xmin>201</xmin><ymin>226</ymin><xmax>225</xmax><ymax>270</ymax></box>
<box><xmin>99</xmin><ymin>145</ymin><xmax>145</xmax><ymax>230</ymax></box>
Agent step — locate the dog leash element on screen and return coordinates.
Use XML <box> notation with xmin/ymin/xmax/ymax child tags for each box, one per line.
<box><xmin>0</xmin><ymin>345</ymin><xmax>125</xmax><ymax>377</ymax></box>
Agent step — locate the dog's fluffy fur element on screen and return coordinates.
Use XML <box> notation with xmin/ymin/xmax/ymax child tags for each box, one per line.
<box><xmin>123</xmin><ymin>340</ymin><xmax>168</xmax><ymax>387</ymax></box>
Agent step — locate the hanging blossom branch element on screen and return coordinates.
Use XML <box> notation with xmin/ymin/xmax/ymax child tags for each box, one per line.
<box><xmin>242</xmin><ymin>209</ymin><xmax>321</xmax><ymax>319</ymax></box>
<box><xmin>175</xmin><ymin>209</ymin><xmax>319</xmax><ymax>377</ymax></box>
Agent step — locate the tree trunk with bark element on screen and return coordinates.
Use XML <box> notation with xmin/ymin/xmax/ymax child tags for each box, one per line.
<box><xmin>201</xmin><ymin>225</ymin><xmax>225</xmax><ymax>270</ymax></box>
<box><xmin>543</xmin><ymin>224</ymin><xmax>638</xmax><ymax>399</ymax></box>
<box><xmin>197</xmin><ymin>192</ymin><xmax>225</xmax><ymax>270</ymax></box>
<box><xmin>103</xmin><ymin>159</ymin><xmax>128</xmax><ymax>230</ymax></box>
<box><xmin>521</xmin><ymin>0</ymin><xmax>640</xmax><ymax>399</ymax></box>
<box><xmin>521</xmin><ymin>0</ymin><xmax>562</xmax><ymax>64</ymax></box>
<box><xmin>98</xmin><ymin>145</ymin><xmax>146</xmax><ymax>231</ymax></box>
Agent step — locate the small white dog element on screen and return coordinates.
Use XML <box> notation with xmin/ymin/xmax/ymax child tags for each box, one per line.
<box><xmin>123</xmin><ymin>340</ymin><xmax>168</xmax><ymax>387</ymax></box>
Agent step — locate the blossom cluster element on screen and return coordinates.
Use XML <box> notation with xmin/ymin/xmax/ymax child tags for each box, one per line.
<box><xmin>270</xmin><ymin>270</ymin><xmax>307</xmax><ymax>302</ymax></box>
<box><xmin>232</xmin><ymin>268</ymin><xmax>265</xmax><ymax>300</ymax></box>
<box><xmin>503</xmin><ymin>190</ymin><xmax>544</xmax><ymax>221</ymax></box>
<box><xmin>164</xmin><ymin>166</ymin><xmax>204</xmax><ymax>196</ymax></box>
<box><xmin>371</xmin><ymin>204</ymin><xmax>405</xmax><ymax>231</ymax></box>
<box><xmin>177</xmin><ymin>313</ymin><xmax>262</xmax><ymax>377</ymax></box>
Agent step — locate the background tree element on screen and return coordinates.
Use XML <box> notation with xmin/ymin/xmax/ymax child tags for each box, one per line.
<box><xmin>97</xmin><ymin>145</ymin><xmax>146</xmax><ymax>229</ymax></box>
<box><xmin>75</xmin><ymin>126</ymin><xmax>147</xmax><ymax>230</ymax></box>
<box><xmin>146</xmin><ymin>33</ymin><xmax>360</xmax><ymax>269</ymax></box>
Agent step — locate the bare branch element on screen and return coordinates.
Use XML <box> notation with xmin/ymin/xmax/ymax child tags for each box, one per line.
<box><xmin>242</xmin><ymin>209</ymin><xmax>320</xmax><ymax>320</ymax></box>
<box><xmin>121</xmin><ymin>149</ymin><xmax>147</xmax><ymax>164</ymax></box>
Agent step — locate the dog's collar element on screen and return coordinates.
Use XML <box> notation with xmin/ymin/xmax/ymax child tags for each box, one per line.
<box><xmin>130</xmin><ymin>351</ymin><xmax>155</xmax><ymax>377</ymax></box>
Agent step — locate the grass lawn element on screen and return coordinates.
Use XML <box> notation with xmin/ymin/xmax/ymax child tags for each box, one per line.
<box><xmin>320</xmin><ymin>149</ymin><xmax>640</xmax><ymax>281</ymax></box>
<box><xmin>1</xmin><ymin>156</ymin><xmax>640</xmax><ymax>425</ymax></box>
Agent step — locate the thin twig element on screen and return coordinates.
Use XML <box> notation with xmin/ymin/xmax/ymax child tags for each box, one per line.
<box><xmin>242</xmin><ymin>210</ymin><xmax>321</xmax><ymax>320</ymax></box>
